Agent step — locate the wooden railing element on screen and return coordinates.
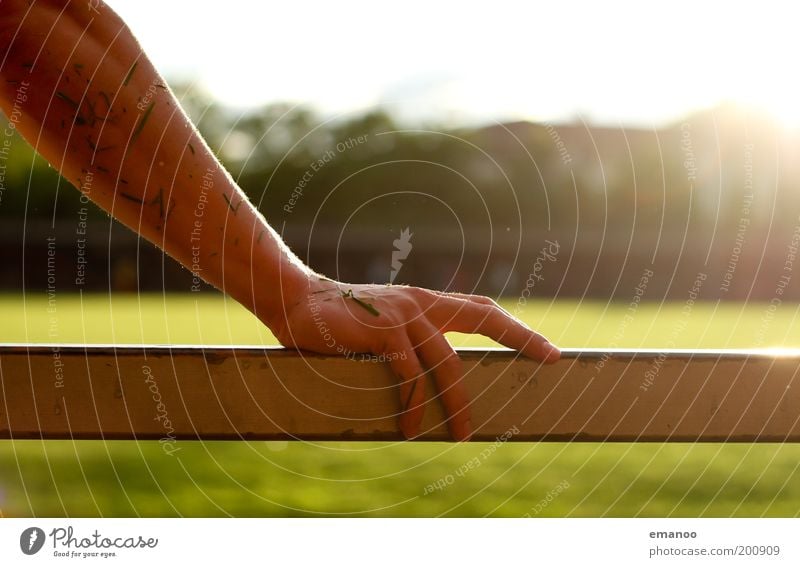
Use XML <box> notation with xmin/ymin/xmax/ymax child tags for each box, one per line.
<box><xmin>2</xmin><ymin>345</ymin><xmax>799</xmax><ymax>442</ymax></box>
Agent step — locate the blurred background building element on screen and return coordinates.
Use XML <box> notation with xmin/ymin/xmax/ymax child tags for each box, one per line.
<box><xmin>2</xmin><ymin>0</ymin><xmax>799</xmax><ymax>302</ymax></box>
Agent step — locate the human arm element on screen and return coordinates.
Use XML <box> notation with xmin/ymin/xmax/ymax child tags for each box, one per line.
<box><xmin>0</xmin><ymin>0</ymin><xmax>560</xmax><ymax>440</ymax></box>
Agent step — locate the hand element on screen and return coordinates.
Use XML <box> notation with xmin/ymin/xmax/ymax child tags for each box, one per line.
<box><xmin>270</xmin><ymin>275</ymin><xmax>560</xmax><ymax>441</ymax></box>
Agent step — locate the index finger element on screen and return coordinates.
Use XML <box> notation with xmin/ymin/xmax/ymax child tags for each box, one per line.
<box><xmin>423</xmin><ymin>295</ymin><xmax>560</xmax><ymax>362</ymax></box>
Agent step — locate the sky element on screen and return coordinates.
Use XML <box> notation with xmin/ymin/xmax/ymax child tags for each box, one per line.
<box><xmin>107</xmin><ymin>0</ymin><xmax>800</xmax><ymax>128</ymax></box>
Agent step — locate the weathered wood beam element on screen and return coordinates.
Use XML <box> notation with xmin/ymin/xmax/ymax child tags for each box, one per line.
<box><xmin>1</xmin><ymin>345</ymin><xmax>799</xmax><ymax>442</ymax></box>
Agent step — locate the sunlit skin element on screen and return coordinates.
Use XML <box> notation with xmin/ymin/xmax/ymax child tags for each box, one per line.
<box><xmin>0</xmin><ymin>0</ymin><xmax>560</xmax><ymax>441</ymax></box>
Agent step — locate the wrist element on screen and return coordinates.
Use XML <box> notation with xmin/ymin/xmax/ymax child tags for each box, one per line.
<box><xmin>237</xmin><ymin>239</ymin><xmax>314</xmax><ymax>336</ymax></box>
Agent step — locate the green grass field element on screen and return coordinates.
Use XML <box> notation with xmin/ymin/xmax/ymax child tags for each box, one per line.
<box><xmin>2</xmin><ymin>292</ymin><xmax>800</xmax><ymax>517</ymax></box>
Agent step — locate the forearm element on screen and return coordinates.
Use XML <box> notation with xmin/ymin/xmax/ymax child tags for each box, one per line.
<box><xmin>0</xmin><ymin>0</ymin><xmax>310</xmax><ymax>328</ymax></box>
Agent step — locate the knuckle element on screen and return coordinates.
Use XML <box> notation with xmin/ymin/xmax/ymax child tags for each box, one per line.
<box><xmin>402</xmin><ymin>297</ymin><xmax>424</xmax><ymax>316</ymax></box>
<box><xmin>473</xmin><ymin>294</ymin><xmax>497</xmax><ymax>307</ymax></box>
<box><xmin>485</xmin><ymin>297</ymin><xmax>503</xmax><ymax>309</ymax></box>
<box><xmin>486</xmin><ymin>302</ymin><xmax>508</xmax><ymax>321</ymax></box>
<box><xmin>381</xmin><ymin>330</ymin><xmax>406</xmax><ymax>354</ymax></box>
<box><xmin>409</xmin><ymin>287</ymin><xmax>434</xmax><ymax>304</ymax></box>
<box><xmin>474</xmin><ymin>302</ymin><xmax>499</xmax><ymax>320</ymax></box>
<box><xmin>416</xmin><ymin>286</ymin><xmax>435</xmax><ymax>297</ymax></box>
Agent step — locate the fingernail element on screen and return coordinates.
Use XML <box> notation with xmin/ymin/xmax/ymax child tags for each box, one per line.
<box><xmin>541</xmin><ymin>341</ymin><xmax>561</xmax><ymax>361</ymax></box>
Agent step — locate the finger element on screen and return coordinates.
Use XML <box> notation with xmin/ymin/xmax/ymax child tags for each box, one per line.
<box><xmin>430</xmin><ymin>290</ymin><xmax>518</xmax><ymax>319</ymax></box>
<box><xmin>424</xmin><ymin>295</ymin><xmax>560</xmax><ymax>363</ymax></box>
<box><xmin>408</xmin><ymin>320</ymin><xmax>472</xmax><ymax>441</ymax></box>
<box><xmin>384</xmin><ymin>333</ymin><xmax>428</xmax><ymax>439</ymax></box>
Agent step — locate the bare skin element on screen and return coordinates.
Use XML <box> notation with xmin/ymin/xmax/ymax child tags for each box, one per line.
<box><xmin>0</xmin><ymin>0</ymin><xmax>560</xmax><ymax>441</ymax></box>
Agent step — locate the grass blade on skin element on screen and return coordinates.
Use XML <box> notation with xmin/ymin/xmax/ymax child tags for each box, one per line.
<box><xmin>130</xmin><ymin>101</ymin><xmax>154</xmax><ymax>144</ymax></box>
<box><xmin>342</xmin><ymin>289</ymin><xmax>380</xmax><ymax>317</ymax></box>
<box><xmin>122</xmin><ymin>61</ymin><xmax>137</xmax><ymax>86</ymax></box>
